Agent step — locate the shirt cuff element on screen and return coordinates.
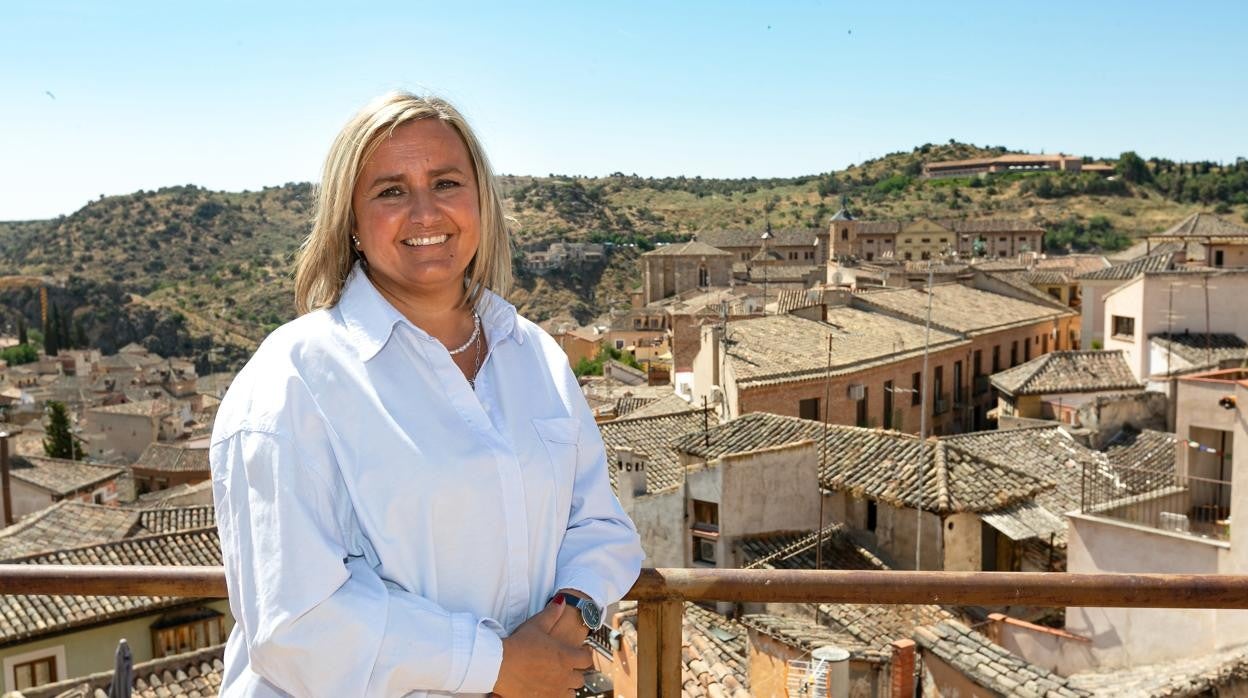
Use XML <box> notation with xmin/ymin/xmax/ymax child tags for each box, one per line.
<box><xmin>454</xmin><ymin>615</ymin><xmax>505</xmax><ymax>694</ymax></box>
<box><xmin>554</xmin><ymin>568</ymin><xmax>609</xmax><ymax>610</ymax></box>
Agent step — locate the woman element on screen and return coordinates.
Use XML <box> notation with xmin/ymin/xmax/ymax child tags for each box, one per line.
<box><xmin>210</xmin><ymin>92</ymin><xmax>643</xmax><ymax>697</ymax></box>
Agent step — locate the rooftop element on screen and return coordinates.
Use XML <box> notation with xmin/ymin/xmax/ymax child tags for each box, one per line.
<box><xmin>642</xmin><ymin>240</ymin><xmax>733</xmax><ymax>257</ymax></box>
<box><xmin>672</xmin><ymin>412</ymin><xmax>1053</xmax><ymax>515</ymax></box>
<box><xmin>1149</xmin><ymin>212</ymin><xmax>1248</xmax><ymax>241</ymax></box>
<box><xmin>737</xmin><ymin>523</ymin><xmax>888</xmax><ymax>573</ymax></box>
<box><xmin>1077</xmin><ymin>251</ymin><xmax>1177</xmax><ymax>281</ymax></box>
<box><xmin>0</xmin><ymin>502</ymin><xmax>138</xmax><ymax>560</ymax></box>
<box><xmin>696</xmin><ymin>228</ymin><xmax>818</xmax><ymax>249</ymax></box>
<box><xmin>852</xmin><ymin>217</ymin><xmax>1044</xmax><ymax>236</ymax></box>
<box><xmin>8</xmin><ymin>455</ymin><xmax>125</xmax><ymax>496</ymax></box>
<box><xmin>1067</xmin><ymin>641</ymin><xmax>1248</xmax><ymax>697</ymax></box>
<box><xmin>915</xmin><ymin>619</ymin><xmax>1089</xmax><ymax>698</ymax></box>
<box><xmin>616</xmin><ymin>602</ymin><xmax>752</xmax><ymax>698</ymax></box>
<box><xmin>852</xmin><ymin>283</ymin><xmax>1074</xmax><ymax>336</ymax></box>
<box><xmin>134</xmin><ymin>442</ymin><xmax>211</xmax><ymax>473</ymax></box>
<box><xmin>718</xmin><ymin>309</ymin><xmax>966</xmax><ymax>387</ymax></box>
<box><xmin>0</xmin><ymin>526</ymin><xmax>221</xmax><ymax>645</ymax></box>
<box><xmin>599</xmin><ymin>410</ymin><xmax>718</xmax><ymax>493</ymax></box>
<box><xmin>1152</xmin><ymin>332</ymin><xmax>1248</xmax><ymax>370</ymax></box>
<box><xmin>13</xmin><ymin>643</ymin><xmax>225</xmax><ymax>698</ymax></box>
<box><xmin>990</xmin><ymin>350</ymin><xmax>1144</xmax><ymax>396</ymax></box>
<box><xmin>87</xmin><ymin>398</ymin><xmax>174</xmax><ymax>418</ymax></box>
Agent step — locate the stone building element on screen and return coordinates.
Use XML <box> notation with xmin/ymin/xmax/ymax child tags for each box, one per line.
<box><xmin>640</xmin><ymin>241</ymin><xmax>733</xmax><ymax>305</ymax></box>
<box><xmin>828</xmin><ymin>217</ymin><xmax>1045</xmax><ymax>262</ymax></box>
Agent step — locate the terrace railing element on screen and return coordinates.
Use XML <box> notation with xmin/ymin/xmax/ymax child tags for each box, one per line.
<box><xmin>4</xmin><ymin>565</ymin><xmax>1248</xmax><ymax>697</ymax></box>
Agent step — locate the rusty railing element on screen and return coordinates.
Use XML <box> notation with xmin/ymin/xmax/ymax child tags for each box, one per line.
<box><xmin>4</xmin><ymin>565</ymin><xmax>1248</xmax><ymax>697</ymax></box>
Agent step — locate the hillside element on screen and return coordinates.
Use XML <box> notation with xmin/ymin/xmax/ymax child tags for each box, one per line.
<box><xmin>1</xmin><ymin>143</ymin><xmax>1244</xmax><ymax>370</ymax></box>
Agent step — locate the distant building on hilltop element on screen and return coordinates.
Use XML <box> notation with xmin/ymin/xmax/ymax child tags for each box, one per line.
<box><xmin>922</xmin><ymin>153</ymin><xmax>1106</xmax><ymax>179</ymax></box>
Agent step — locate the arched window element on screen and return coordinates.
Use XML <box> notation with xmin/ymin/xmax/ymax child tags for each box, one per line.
<box><xmin>698</xmin><ymin>265</ymin><xmax>709</xmax><ymax>287</ymax></box>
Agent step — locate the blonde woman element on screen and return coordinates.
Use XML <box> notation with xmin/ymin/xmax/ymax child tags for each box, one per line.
<box><xmin>210</xmin><ymin>92</ymin><xmax>643</xmax><ymax>697</ymax></box>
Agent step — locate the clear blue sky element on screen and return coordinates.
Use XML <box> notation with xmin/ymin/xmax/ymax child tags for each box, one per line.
<box><xmin>2</xmin><ymin>1</ymin><xmax>1245</xmax><ymax>221</ymax></box>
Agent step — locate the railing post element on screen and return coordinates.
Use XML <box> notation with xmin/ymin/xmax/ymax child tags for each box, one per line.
<box><xmin>636</xmin><ymin>599</ymin><xmax>681</xmax><ymax>698</ymax></box>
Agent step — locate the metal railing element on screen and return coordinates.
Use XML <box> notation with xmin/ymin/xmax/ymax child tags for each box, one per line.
<box><xmin>5</xmin><ymin>566</ymin><xmax>1248</xmax><ymax>697</ymax></box>
<box><xmin>1082</xmin><ymin>461</ymin><xmax>1231</xmax><ymax>541</ymax></box>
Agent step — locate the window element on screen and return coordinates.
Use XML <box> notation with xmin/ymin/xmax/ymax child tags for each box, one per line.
<box><xmin>933</xmin><ymin>366</ymin><xmax>944</xmax><ymax>415</ymax></box>
<box><xmin>10</xmin><ymin>654</ymin><xmax>57</xmax><ymax>690</ymax></box>
<box><xmin>1010</xmin><ymin>341</ymin><xmax>1019</xmax><ymax>367</ymax></box>
<box><xmin>615</xmin><ymin>340</ymin><xmax>625</xmax><ymax>350</ymax></box>
<box><xmin>912</xmin><ymin>371</ymin><xmax>922</xmax><ymax>406</ymax></box>
<box><xmin>799</xmin><ymin>397</ymin><xmax>820</xmax><ymax>421</ymax></box>
<box><xmin>939</xmin><ymin>238</ymin><xmax>948</xmax><ymax>243</ymax></box>
<box><xmin>1047</xmin><ymin>287</ymin><xmax>1063</xmax><ymax>300</ymax></box>
<box><xmin>151</xmin><ymin>608</ymin><xmax>225</xmax><ymax>658</ymax></box>
<box><xmin>921</xmin><ymin>251</ymin><xmax>931</xmax><ymax>260</ymax></box>
<box><xmin>905</xmin><ymin>252</ymin><xmax>913</xmax><ymax>261</ymax></box>
<box><xmin>804</xmin><ymin>250</ymin><xmax>814</xmax><ymax>260</ymax></box>
<box><xmin>921</xmin><ymin>238</ymin><xmax>931</xmax><ymax>243</ymax></box>
<box><xmin>1112</xmin><ymin>315</ymin><xmax>1135</xmax><ymax>339</ymax></box>
<box><xmin>1215</xmin><ymin>250</ymin><xmax>1225</xmax><ymax>267</ymax></box>
<box><xmin>867</xmin><ymin>500</ymin><xmax>878</xmax><ymax>532</ymax></box>
<box><xmin>992</xmin><ymin>346</ymin><xmax>1000</xmax><ymax>373</ymax></box>
<box><xmin>1042</xmin><ymin>333</ymin><xmax>1049</xmax><ymax>353</ymax></box>
<box><xmin>841</xmin><ymin>229</ymin><xmax>849</xmax><ymax>240</ymax></box>
<box><xmin>954</xmin><ymin>360</ymin><xmax>964</xmax><ymax>404</ymax></box>
<box><xmin>856</xmin><ymin>386</ymin><xmax>869</xmax><ymax>427</ymax></box>
<box><xmin>698</xmin><ymin>265</ymin><xmax>709</xmax><ymax>287</ymax></box>
<box><xmin>998</xmin><ymin>250</ymin><xmax>1008</xmax><ymax>257</ymax></box>
<box><xmin>691</xmin><ymin>499</ymin><xmax>719</xmax><ymax>564</ymax></box>
<box><xmin>883</xmin><ymin>380</ymin><xmax>894</xmax><ymax>429</ymax></box>
<box><xmin>999</xmin><ymin>237</ymin><xmax>1007</xmax><ymax>242</ymax></box>
<box><xmin>1024</xmin><ymin>337</ymin><xmax>1031</xmax><ymax>362</ymax></box>
<box><xmin>866</xmin><ymin>252</ymin><xmax>874</xmax><ymax>261</ymax></box>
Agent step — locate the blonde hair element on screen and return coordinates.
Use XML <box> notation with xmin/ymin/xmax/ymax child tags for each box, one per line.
<box><xmin>294</xmin><ymin>92</ymin><xmax>512</xmax><ymax>314</ymax></box>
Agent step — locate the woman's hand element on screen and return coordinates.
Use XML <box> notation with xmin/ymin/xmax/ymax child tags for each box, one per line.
<box><xmin>492</xmin><ymin>597</ymin><xmax>593</xmax><ymax>697</ymax></box>
<box><xmin>547</xmin><ymin>591</ymin><xmax>591</xmax><ymax>648</ymax></box>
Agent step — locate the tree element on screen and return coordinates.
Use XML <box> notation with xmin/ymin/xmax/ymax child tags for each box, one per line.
<box><xmin>43</xmin><ymin>401</ymin><xmax>84</xmax><ymax>460</ymax></box>
<box><xmin>58</xmin><ymin>306</ymin><xmax>71</xmax><ymax>350</ymax></box>
<box><xmin>17</xmin><ymin>316</ymin><xmax>26</xmax><ymax>345</ymax></box>
<box><xmin>1116</xmin><ymin>151</ymin><xmax>1152</xmax><ymax>184</ymax></box>
<box><xmin>43</xmin><ymin>305</ymin><xmax>60</xmax><ymax>356</ymax></box>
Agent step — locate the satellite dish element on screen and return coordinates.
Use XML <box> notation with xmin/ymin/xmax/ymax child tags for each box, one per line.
<box><xmin>811</xmin><ymin>646</ymin><xmax>850</xmax><ymax>662</ymax></box>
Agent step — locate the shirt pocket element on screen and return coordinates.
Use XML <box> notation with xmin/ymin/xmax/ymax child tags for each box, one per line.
<box><xmin>531</xmin><ymin>416</ymin><xmax>581</xmax><ymax>489</ymax></box>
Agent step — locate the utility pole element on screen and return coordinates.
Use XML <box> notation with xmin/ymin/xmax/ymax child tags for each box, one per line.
<box><xmin>916</xmin><ymin>265</ymin><xmax>934</xmax><ymax>571</ymax></box>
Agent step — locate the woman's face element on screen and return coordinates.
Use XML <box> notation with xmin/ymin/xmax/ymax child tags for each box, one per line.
<box><xmin>351</xmin><ymin>118</ymin><xmax>482</xmax><ymax>305</ymax></box>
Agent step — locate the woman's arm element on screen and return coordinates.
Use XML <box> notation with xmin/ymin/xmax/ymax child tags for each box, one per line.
<box><xmin>212</xmin><ymin>427</ymin><xmax>503</xmax><ymax>696</ymax></box>
<box><xmin>551</xmin><ymin>367</ymin><xmax>645</xmax><ymax>608</ymax></box>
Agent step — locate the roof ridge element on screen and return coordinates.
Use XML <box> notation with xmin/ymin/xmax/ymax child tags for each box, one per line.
<box><xmin>8</xmin><ymin>524</ymin><xmax>219</xmax><ymax>564</ymax></box>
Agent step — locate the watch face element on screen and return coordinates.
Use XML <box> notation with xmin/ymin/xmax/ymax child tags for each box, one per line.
<box><xmin>580</xmin><ymin>599</ymin><xmax>604</xmax><ymax>630</ymax></box>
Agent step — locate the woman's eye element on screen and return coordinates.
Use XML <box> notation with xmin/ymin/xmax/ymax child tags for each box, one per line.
<box><xmin>435</xmin><ymin>179</ymin><xmax>461</xmax><ymax>190</ymax></box>
<box><xmin>378</xmin><ymin>186</ymin><xmax>402</xmax><ymax>198</ymax></box>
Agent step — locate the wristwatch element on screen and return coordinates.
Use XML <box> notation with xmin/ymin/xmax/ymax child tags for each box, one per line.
<box><xmin>556</xmin><ymin>593</ymin><xmax>604</xmax><ymax>631</ymax></box>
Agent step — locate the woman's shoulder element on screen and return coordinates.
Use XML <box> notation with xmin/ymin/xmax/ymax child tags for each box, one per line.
<box><xmin>212</xmin><ymin>309</ymin><xmax>349</xmax><ymax>442</ymax></box>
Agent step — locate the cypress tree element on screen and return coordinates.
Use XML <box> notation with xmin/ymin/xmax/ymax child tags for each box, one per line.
<box><xmin>17</xmin><ymin>316</ymin><xmax>27</xmax><ymax>345</ymax></box>
<box><xmin>43</xmin><ymin>401</ymin><xmax>84</xmax><ymax>460</ymax></box>
<box><xmin>44</xmin><ymin>305</ymin><xmax>60</xmax><ymax>356</ymax></box>
<box><xmin>59</xmin><ymin>306</ymin><xmax>71</xmax><ymax>350</ymax></box>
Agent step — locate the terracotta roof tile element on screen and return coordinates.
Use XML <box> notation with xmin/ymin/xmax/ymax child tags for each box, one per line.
<box><xmin>7</xmin><ymin>456</ymin><xmax>125</xmax><ymax>496</ymax></box>
<box><xmin>599</xmin><ymin>410</ymin><xmax>718</xmax><ymax>493</ymax></box>
<box><xmin>989</xmin><ymin>351</ymin><xmax>1143</xmax><ymax>396</ymax></box>
<box><xmin>696</xmin><ymin>229</ymin><xmax>818</xmax><ymax>249</ymax></box>
<box><xmin>642</xmin><ymin>241</ymin><xmax>733</xmax><ymax>257</ymax></box>
<box><xmin>915</xmin><ymin>619</ymin><xmax>1089</xmax><ymax>697</ymax></box>
<box><xmin>1077</xmin><ymin>252</ymin><xmax>1177</xmax><ymax>281</ymax></box>
<box><xmin>133</xmin><ymin>443</ymin><xmax>211</xmax><ymax>473</ymax></box>
<box><xmin>1150</xmin><ymin>212</ymin><xmax>1248</xmax><ymax>240</ymax></box>
<box><xmin>852</xmin><ymin>284</ymin><xmax>1074</xmax><ymax>336</ymax></box>
<box><xmin>16</xmin><ymin>644</ymin><xmax>225</xmax><ymax>698</ymax></box>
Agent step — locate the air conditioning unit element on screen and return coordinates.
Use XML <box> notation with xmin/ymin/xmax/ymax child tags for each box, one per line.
<box><xmin>698</xmin><ymin>539</ymin><xmax>717</xmax><ymax>564</ymax></box>
<box><xmin>847</xmin><ymin>384</ymin><xmax>866</xmax><ymax>401</ymax></box>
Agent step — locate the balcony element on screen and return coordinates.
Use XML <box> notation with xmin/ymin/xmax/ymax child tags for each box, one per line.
<box><xmin>4</xmin><ymin>565</ymin><xmax>1248</xmax><ymax>697</ymax></box>
<box><xmin>1081</xmin><ymin>461</ymin><xmax>1231</xmax><ymax>542</ymax></box>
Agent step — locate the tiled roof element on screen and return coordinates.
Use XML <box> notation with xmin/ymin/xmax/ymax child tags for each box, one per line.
<box><xmin>981</xmin><ymin>270</ymin><xmax>1071</xmax><ymax>308</ymax></box>
<box><xmin>642</xmin><ymin>240</ymin><xmax>733</xmax><ymax>257</ymax></box>
<box><xmin>673</xmin><ymin>413</ymin><xmax>1052</xmax><ymax>514</ymax></box>
<box><xmin>133</xmin><ymin>443</ymin><xmax>211</xmax><ymax>473</ymax></box>
<box><xmin>1033</xmin><ymin>254</ymin><xmax>1112</xmax><ymax>276</ymax></box>
<box><xmin>8</xmin><ymin>455</ymin><xmax>125</xmax><ymax>496</ymax></box>
<box><xmin>738</xmin><ymin>523</ymin><xmax>888</xmax><ymax>572</ymax></box>
<box><xmin>138</xmin><ymin>505</ymin><xmax>216</xmax><ymax>533</ymax></box>
<box><xmin>0</xmin><ymin>502</ymin><xmax>139</xmax><ymax>561</ymax></box>
<box><xmin>852</xmin><ymin>283</ymin><xmax>1074</xmax><ymax>336</ymax></box>
<box><xmin>88</xmin><ymin>398</ymin><xmax>172</xmax><ymax>418</ymax></box>
<box><xmin>1024</xmin><ymin>269</ymin><xmax>1074</xmax><ymax>285</ymax></box>
<box><xmin>739</xmin><ymin>612</ymin><xmax>880</xmax><ymax>662</ymax></box>
<box><xmin>745</xmin><ymin>264</ymin><xmax>817</xmax><ymax>282</ymax></box>
<box><xmin>1067</xmin><ymin>642</ymin><xmax>1248</xmax><ymax>697</ymax></box>
<box><xmin>851</xmin><ymin>218</ymin><xmax>1043</xmax><ymax>236</ymax></box>
<box><xmin>616</xmin><ymin>603</ymin><xmax>752</xmax><ymax>698</ymax></box>
<box><xmin>1102</xmin><ymin>428</ymin><xmax>1178</xmax><ymax>493</ymax></box>
<box><xmin>16</xmin><ymin>644</ymin><xmax>225</xmax><ymax>698</ymax></box>
<box><xmin>1152</xmin><ymin>332</ymin><xmax>1248</xmax><ymax>369</ymax></box>
<box><xmin>1150</xmin><ymin>212</ymin><xmax>1248</xmax><ymax>240</ymax></box>
<box><xmin>1077</xmin><ymin>252</ymin><xmax>1176</xmax><ymax>281</ymax></box>
<box><xmin>696</xmin><ymin>228</ymin><xmax>818</xmax><ymax>249</ymax></box>
<box><xmin>614</xmin><ymin>396</ymin><xmax>656</xmax><ymax>418</ymax></box>
<box><xmin>0</xmin><ymin>527</ymin><xmax>221</xmax><ymax>645</ymax></box>
<box><xmin>990</xmin><ymin>351</ymin><xmax>1143</xmax><ymax>396</ymax></box>
<box><xmin>915</xmin><ymin>620</ymin><xmax>1089</xmax><ymax>697</ymax></box>
<box><xmin>619</xmin><ymin>394</ymin><xmax>700</xmax><ymax>420</ymax></box>
<box><xmin>718</xmin><ymin>309</ymin><xmax>965</xmax><ymax>387</ymax></box>
<box><xmin>134</xmin><ymin>479</ymin><xmax>216</xmax><ymax>508</ymax></box>
<box><xmin>598</xmin><ymin>410</ymin><xmax>718</xmax><ymax>493</ymax></box>
<box><xmin>942</xmin><ymin>427</ymin><xmax>1121</xmax><ymax>541</ymax></box>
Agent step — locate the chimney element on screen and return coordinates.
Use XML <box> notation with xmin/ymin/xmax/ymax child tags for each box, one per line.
<box><xmin>703</xmin><ymin>324</ymin><xmax>724</xmax><ymax>387</ymax></box>
<box><xmin>890</xmin><ymin>639</ymin><xmax>916</xmax><ymax>698</ymax></box>
<box><xmin>614</xmin><ymin>447</ymin><xmax>648</xmax><ymax>513</ymax></box>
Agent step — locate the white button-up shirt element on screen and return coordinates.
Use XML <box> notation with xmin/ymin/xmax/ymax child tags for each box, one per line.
<box><xmin>210</xmin><ymin>266</ymin><xmax>643</xmax><ymax>697</ymax></box>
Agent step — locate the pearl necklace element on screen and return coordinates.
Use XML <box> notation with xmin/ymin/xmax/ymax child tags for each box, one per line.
<box><xmin>447</xmin><ymin>312</ymin><xmax>481</xmax><ymax>356</ymax></box>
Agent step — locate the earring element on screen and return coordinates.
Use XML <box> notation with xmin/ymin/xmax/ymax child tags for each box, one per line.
<box><xmin>351</xmin><ymin>235</ymin><xmax>361</xmax><ymax>248</ymax></box>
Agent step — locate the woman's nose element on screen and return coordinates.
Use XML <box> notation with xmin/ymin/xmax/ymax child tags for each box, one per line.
<box><xmin>408</xmin><ymin>188</ymin><xmax>442</xmax><ymax>225</ymax></box>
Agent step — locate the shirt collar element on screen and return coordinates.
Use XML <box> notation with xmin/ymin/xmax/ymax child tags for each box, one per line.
<box><xmin>336</xmin><ymin>263</ymin><xmax>524</xmax><ymax>363</ymax></box>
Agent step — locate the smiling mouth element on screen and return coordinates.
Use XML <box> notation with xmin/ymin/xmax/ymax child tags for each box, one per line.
<box><xmin>401</xmin><ymin>234</ymin><xmax>450</xmax><ymax>247</ymax></box>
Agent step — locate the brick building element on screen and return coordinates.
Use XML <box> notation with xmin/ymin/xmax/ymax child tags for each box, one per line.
<box><xmin>640</xmin><ymin>241</ymin><xmax>733</xmax><ymax>304</ymax></box>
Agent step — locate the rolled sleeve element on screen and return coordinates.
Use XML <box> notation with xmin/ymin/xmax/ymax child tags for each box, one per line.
<box><xmin>553</xmin><ymin>370</ymin><xmax>645</xmax><ymax>609</ymax></box>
